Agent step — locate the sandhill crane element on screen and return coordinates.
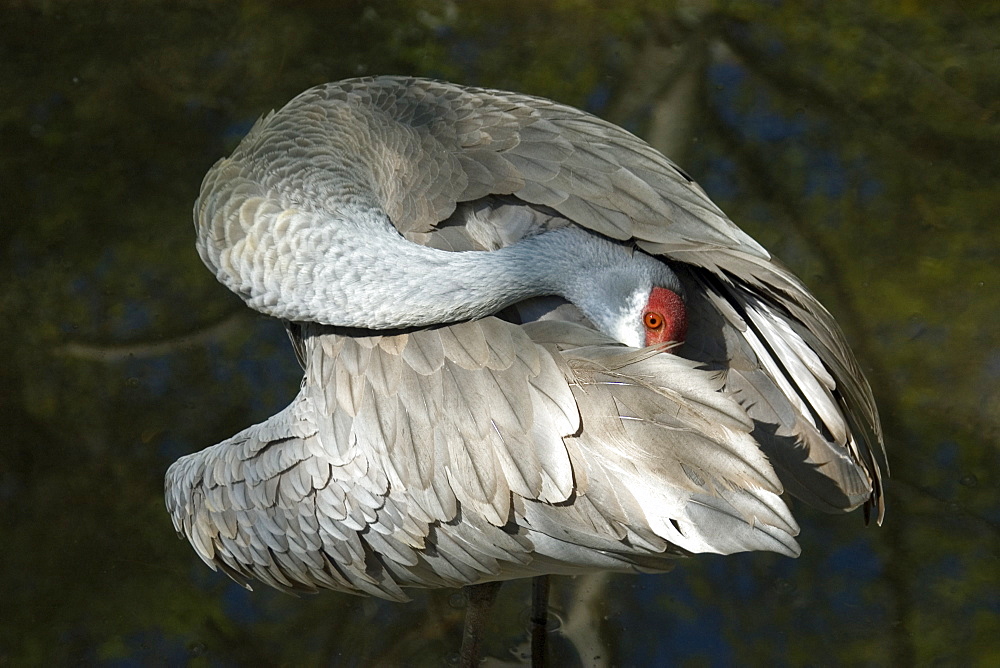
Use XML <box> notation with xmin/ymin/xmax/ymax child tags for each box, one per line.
<box><xmin>166</xmin><ymin>76</ymin><xmax>885</xmax><ymax>664</ymax></box>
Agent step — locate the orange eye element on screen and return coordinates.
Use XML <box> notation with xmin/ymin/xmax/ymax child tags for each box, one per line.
<box><xmin>643</xmin><ymin>312</ymin><xmax>664</xmax><ymax>330</ymax></box>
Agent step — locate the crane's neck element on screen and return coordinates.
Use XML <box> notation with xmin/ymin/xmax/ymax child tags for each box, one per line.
<box><xmin>222</xmin><ymin>205</ymin><xmax>679</xmax><ymax>342</ymax></box>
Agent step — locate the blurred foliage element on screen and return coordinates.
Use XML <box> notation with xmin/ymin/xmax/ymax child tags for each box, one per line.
<box><xmin>1</xmin><ymin>0</ymin><xmax>997</xmax><ymax>665</ymax></box>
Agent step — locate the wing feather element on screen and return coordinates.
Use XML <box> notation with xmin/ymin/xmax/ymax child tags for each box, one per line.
<box><xmin>171</xmin><ymin>76</ymin><xmax>885</xmax><ymax>599</ymax></box>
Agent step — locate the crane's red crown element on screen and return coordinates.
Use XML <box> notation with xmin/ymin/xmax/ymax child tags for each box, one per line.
<box><xmin>644</xmin><ymin>287</ymin><xmax>687</xmax><ymax>348</ymax></box>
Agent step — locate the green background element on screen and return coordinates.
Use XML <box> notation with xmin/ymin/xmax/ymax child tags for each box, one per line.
<box><xmin>2</xmin><ymin>1</ymin><xmax>997</xmax><ymax>665</ymax></box>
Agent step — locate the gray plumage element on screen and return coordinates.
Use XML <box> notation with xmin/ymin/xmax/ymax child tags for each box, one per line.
<box><xmin>166</xmin><ymin>76</ymin><xmax>885</xmax><ymax>599</ymax></box>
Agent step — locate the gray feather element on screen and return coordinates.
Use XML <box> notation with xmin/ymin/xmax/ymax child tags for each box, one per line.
<box><xmin>167</xmin><ymin>75</ymin><xmax>885</xmax><ymax>598</ymax></box>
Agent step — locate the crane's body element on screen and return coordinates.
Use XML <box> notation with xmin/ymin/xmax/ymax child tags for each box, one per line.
<box><xmin>166</xmin><ymin>76</ymin><xmax>884</xmax><ymax>601</ymax></box>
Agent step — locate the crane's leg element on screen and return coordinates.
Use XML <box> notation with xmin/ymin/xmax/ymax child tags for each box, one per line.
<box><xmin>459</xmin><ymin>581</ymin><xmax>502</xmax><ymax>668</ymax></box>
<box><xmin>530</xmin><ymin>575</ymin><xmax>550</xmax><ymax>668</ymax></box>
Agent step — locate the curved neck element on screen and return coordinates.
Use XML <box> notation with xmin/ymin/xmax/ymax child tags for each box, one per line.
<box><xmin>230</xmin><ymin>205</ymin><xmax>675</xmax><ymax>337</ymax></box>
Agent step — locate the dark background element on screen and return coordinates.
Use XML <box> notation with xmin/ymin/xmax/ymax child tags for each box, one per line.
<box><xmin>2</xmin><ymin>1</ymin><xmax>997</xmax><ymax>665</ymax></box>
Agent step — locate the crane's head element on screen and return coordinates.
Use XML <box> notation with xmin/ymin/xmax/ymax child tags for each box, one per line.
<box><xmin>567</xmin><ymin>252</ymin><xmax>688</xmax><ymax>350</ymax></box>
<box><xmin>600</xmin><ymin>280</ymin><xmax>687</xmax><ymax>349</ymax></box>
<box><xmin>521</xmin><ymin>226</ymin><xmax>688</xmax><ymax>350</ymax></box>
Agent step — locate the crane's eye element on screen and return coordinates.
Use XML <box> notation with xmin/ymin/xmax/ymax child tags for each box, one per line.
<box><xmin>643</xmin><ymin>312</ymin><xmax>664</xmax><ymax>330</ymax></box>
